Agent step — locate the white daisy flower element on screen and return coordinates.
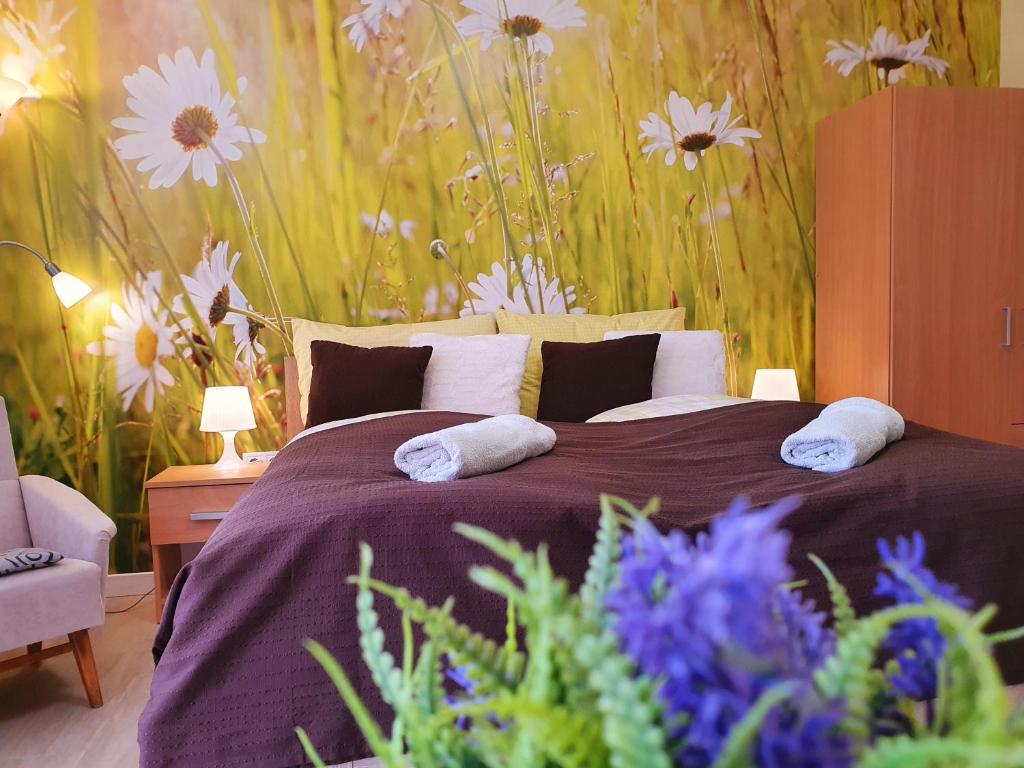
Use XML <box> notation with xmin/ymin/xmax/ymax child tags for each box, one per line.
<box><xmin>111</xmin><ymin>48</ymin><xmax>266</xmax><ymax>190</ymax></box>
<box><xmin>0</xmin><ymin>0</ymin><xmax>74</xmax><ymax>124</ymax></box>
<box><xmin>360</xmin><ymin>209</ymin><xmax>416</xmax><ymax>240</ymax></box>
<box><xmin>87</xmin><ymin>272</ymin><xmax>177</xmax><ymax>413</ymax></box>
<box><xmin>640</xmin><ymin>91</ymin><xmax>761</xmax><ymax>172</ymax></box>
<box><xmin>398</xmin><ymin>219</ymin><xmax>417</xmax><ymax>241</ymax></box>
<box><xmin>341</xmin><ymin>0</ymin><xmax>409</xmax><ymax>52</ymax></box>
<box><xmin>367</xmin><ymin>306</ymin><xmax>405</xmax><ymax>320</ymax></box>
<box><xmin>456</xmin><ymin>0</ymin><xmax>586</xmax><ymax>57</ymax></box>
<box><xmin>360</xmin><ymin>209</ymin><xmax>394</xmax><ymax>237</ymax></box>
<box><xmin>825</xmin><ymin>26</ymin><xmax>949</xmax><ymax>85</ymax></box>
<box><xmin>424</xmin><ymin>282</ymin><xmax>458</xmax><ymax>317</ymax></box>
<box><xmin>172</xmin><ymin>240</ymin><xmax>265</xmax><ymax>367</ymax></box>
<box><xmin>700</xmin><ymin>183</ymin><xmax>743</xmax><ymax>225</ymax></box>
<box><xmin>1</xmin><ymin>0</ymin><xmax>74</xmax><ymax>97</ymax></box>
<box><xmin>453</xmin><ymin>153</ymin><xmax>514</xmax><ymax>186</ymax></box>
<box><xmin>341</xmin><ymin>13</ymin><xmax>376</xmax><ymax>53</ymax></box>
<box><xmin>460</xmin><ymin>255</ymin><xmax>584</xmax><ymax>316</ymax></box>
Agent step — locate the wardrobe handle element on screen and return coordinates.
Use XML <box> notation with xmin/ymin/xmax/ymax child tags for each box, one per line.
<box><xmin>1004</xmin><ymin>307</ymin><xmax>1013</xmax><ymax>347</ymax></box>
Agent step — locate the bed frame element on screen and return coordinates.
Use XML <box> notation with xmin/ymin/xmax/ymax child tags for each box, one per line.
<box><xmin>284</xmin><ymin>356</ymin><xmax>302</xmax><ymax>441</ymax></box>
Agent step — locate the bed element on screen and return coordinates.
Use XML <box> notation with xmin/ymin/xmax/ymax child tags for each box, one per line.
<box><xmin>136</xmin><ymin>372</ymin><xmax>1024</xmax><ymax>768</ymax></box>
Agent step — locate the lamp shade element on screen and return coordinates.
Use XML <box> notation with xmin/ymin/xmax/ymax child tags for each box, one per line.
<box><xmin>51</xmin><ymin>270</ymin><xmax>92</xmax><ymax>308</ymax></box>
<box><xmin>0</xmin><ymin>75</ymin><xmax>26</xmax><ymax>115</ymax></box>
<box><xmin>200</xmin><ymin>386</ymin><xmax>257</xmax><ymax>433</ymax></box>
<box><xmin>751</xmin><ymin>369</ymin><xmax>800</xmax><ymax>401</ymax></box>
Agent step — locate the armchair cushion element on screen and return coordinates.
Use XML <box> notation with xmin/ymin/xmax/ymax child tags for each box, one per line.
<box><xmin>0</xmin><ymin>398</ymin><xmax>29</xmax><ymax>551</ymax></box>
<box><xmin>0</xmin><ymin>547</ymin><xmax>63</xmax><ymax>576</ymax></box>
<box><xmin>0</xmin><ymin>558</ymin><xmax>105</xmax><ymax>652</ymax></box>
<box><xmin>20</xmin><ymin>475</ymin><xmax>116</xmax><ymax>599</ymax></box>
<box><xmin>0</xmin><ymin>479</ymin><xmax>29</xmax><ymax>551</ymax></box>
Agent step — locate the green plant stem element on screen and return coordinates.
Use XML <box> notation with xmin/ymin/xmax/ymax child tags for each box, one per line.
<box><xmin>56</xmin><ymin>306</ymin><xmax>89</xmax><ymax>485</ymax></box>
<box><xmin>14</xmin><ymin>345</ymin><xmax>80</xmax><ymax>488</ymax></box>
<box><xmin>699</xmin><ymin>164</ymin><xmax>739</xmax><ymax>396</ymax></box>
<box><xmin>251</xmin><ymin>139</ymin><xmax>318</xmax><ymax>318</ymax></box>
<box><xmin>102</xmin><ymin>135</ymin><xmax>219</xmax><ymax>361</ymax></box>
<box><xmin>745</xmin><ymin>0</ymin><xmax>815</xmax><ymax>290</ymax></box>
<box><xmin>521</xmin><ymin>45</ymin><xmax>572</xmax><ymax>313</ymax></box>
<box><xmin>506</xmin><ymin>37</ymin><xmax>571</xmax><ymax>313</ymax></box>
<box><xmin>205</xmin><ymin>140</ymin><xmax>292</xmax><ymax>355</ymax></box>
<box><xmin>432</xmin><ymin>240</ymin><xmax>477</xmax><ymax>315</ymax></box>
<box><xmin>36</xmin><ymin>104</ymin><xmax>285</xmax><ymax>456</ymax></box>
<box><xmin>27</xmin><ymin>103</ymin><xmax>214</xmax><ymax>378</ymax></box>
<box><xmin>195</xmin><ymin>0</ymin><xmax>318</xmax><ymax>318</ymax></box>
<box><xmin>424</xmin><ymin>0</ymin><xmax>527</xmax><ymax>307</ymax></box>
<box><xmin>225</xmin><ymin>305</ymin><xmax>289</xmax><ymax>343</ymax></box>
<box><xmin>354</xmin><ymin>27</ymin><xmax>439</xmax><ymax>322</ymax></box>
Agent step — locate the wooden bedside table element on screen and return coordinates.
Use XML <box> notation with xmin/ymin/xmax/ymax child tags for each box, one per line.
<box><xmin>146</xmin><ymin>463</ymin><xmax>268</xmax><ymax>620</ymax></box>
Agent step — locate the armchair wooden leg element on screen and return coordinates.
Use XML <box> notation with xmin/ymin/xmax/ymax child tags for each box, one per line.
<box><xmin>68</xmin><ymin>630</ymin><xmax>103</xmax><ymax>708</ymax></box>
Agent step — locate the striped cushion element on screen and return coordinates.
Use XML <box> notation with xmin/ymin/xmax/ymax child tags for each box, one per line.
<box><xmin>0</xmin><ymin>548</ymin><xmax>64</xmax><ymax>576</ymax></box>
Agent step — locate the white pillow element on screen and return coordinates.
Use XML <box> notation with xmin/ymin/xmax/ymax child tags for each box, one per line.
<box><xmin>604</xmin><ymin>330</ymin><xmax>726</xmax><ymax>396</ymax></box>
<box><xmin>409</xmin><ymin>333</ymin><xmax>531</xmax><ymax>415</ymax></box>
<box><xmin>587</xmin><ymin>394</ymin><xmax>748</xmax><ymax>423</ymax></box>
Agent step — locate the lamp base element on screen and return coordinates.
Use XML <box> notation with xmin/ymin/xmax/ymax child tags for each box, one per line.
<box><xmin>212</xmin><ymin>431</ymin><xmax>244</xmax><ymax>471</ymax></box>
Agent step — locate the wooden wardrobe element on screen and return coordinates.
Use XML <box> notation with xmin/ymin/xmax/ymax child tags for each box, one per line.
<box><xmin>815</xmin><ymin>87</ymin><xmax>1024</xmax><ymax>448</ymax></box>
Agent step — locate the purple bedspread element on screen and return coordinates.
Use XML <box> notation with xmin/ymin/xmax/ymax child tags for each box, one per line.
<box><xmin>138</xmin><ymin>403</ymin><xmax>1024</xmax><ymax>767</ymax></box>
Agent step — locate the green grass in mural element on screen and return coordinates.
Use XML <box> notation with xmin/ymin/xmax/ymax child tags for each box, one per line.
<box><xmin>0</xmin><ymin>0</ymin><xmax>1000</xmax><ymax>572</ymax></box>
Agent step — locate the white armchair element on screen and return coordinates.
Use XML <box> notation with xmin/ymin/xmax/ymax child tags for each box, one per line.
<box><xmin>0</xmin><ymin>397</ymin><xmax>116</xmax><ymax>707</ymax></box>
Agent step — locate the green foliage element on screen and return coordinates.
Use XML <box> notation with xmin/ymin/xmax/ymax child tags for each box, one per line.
<box><xmin>808</xmin><ymin>553</ymin><xmax>856</xmax><ymax>639</ymax></box>
<box><xmin>300</xmin><ymin>494</ymin><xmax>1024</xmax><ymax>767</ymax></box>
<box><xmin>300</xmin><ymin>497</ymin><xmax>673</xmax><ymax>767</ymax></box>
<box><xmin>857</xmin><ymin>736</ymin><xmax>1024</xmax><ymax>768</ymax></box>
<box><xmin>577</xmin><ymin>495</ymin><xmax>621</xmax><ymax>628</ymax></box>
<box><xmin>816</xmin><ymin>598</ymin><xmax>1013</xmax><ymax>762</ymax></box>
<box><xmin>710</xmin><ymin>683</ymin><xmax>794</xmax><ymax>768</ymax></box>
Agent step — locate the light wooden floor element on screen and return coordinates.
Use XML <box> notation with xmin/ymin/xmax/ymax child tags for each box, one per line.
<box><xmin>0</xmin><ymin>591</ymin><xmax>378</xmax><ymax>767</ymax></box>
<box><xmin>0</xmin><ymin>593</ymin><xmax>157</xmax><ymax>768</ymax></box>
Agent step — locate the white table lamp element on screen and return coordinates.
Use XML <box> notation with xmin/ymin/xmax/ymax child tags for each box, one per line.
<box><xmin>751</xmin><ymin>369</ymin><xmax>800</xmax><ymax>401</ymax></box>
<box><xmin>200</xmin><ymin>386</ymin><xmax>257</xmax><ymax>470</ymax></box>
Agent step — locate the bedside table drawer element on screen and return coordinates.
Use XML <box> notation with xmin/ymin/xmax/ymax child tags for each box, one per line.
<box><xmin>149</xmin><ymin>483</ymin><xmax>252</xmax><ymax>545</ymax></box>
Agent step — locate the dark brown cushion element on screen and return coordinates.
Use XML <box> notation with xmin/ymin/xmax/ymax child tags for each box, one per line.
<box><xmin>537</xmin><ymin>334</ymin><xmax>661</xmax><ymax>423</ymax></box>
<box><xmin>306</xmin><ymin>341</ymin><xmax>433</xmax><ymax>428</ymax></box>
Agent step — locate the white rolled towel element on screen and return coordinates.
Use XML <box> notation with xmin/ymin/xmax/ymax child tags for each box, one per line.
<box><xmin>781</xmin><ymin>397</ymin><xmax>905</xmax><ymax>473</ymax></box>
<box><xmin>395</xmin><ymin>415</ymin><xmax>557</xmax><ymax>482</ymax></box>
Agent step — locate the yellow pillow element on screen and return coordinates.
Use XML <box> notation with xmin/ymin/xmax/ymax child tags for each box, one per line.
<box><xmin>495</xmin><ymin>308</ymin><xmax>686</xmax><ymax>418</ymax></box>
<box><xmin>292</xmin><ymin>314</ymin><xmax>497</xmax><ymax>423</ymax></box>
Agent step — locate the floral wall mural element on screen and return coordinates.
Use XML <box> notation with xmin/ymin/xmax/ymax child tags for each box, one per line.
<box><xmin>0</xmin><ymin>0</ymin><xmax>1001</xmax><ymax>572</ymax></box>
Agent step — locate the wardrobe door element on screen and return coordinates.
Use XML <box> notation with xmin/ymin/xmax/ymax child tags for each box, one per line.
<box><xmin>1013</xmin><ymin>270</ymin><xmax>1024</xmax><ymax>447</ymax></box>
<box><xmin>1007</xmin><ymin>99</ymin><xmax>1024</xmax><ymax>446</ymax></box>
<box><xmin>815</xmin><ymin>89</ymin><xmax>894</xmax><ymax>405</ymax></box>
<box><xmin>890</xmin><ymin>88</ymin><xmax>1024</xmax><ymax>445</ymax></box>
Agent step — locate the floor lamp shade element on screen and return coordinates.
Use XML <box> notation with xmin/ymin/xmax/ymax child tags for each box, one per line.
<box><xmin>50</xmin><ymin>270</ymin><xmax>93</xmax><ymax>308</ymax></box>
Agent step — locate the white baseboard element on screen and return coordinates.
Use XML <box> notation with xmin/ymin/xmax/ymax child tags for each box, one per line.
<box><xmin>106</xmin><ymin>571</ymin><xmax>153</xmax><ymax>598</ymax></box>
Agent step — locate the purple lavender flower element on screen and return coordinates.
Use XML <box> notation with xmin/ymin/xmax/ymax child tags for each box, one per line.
<box><xmin>874</xmin><ymin>532</ymin><xmax>972</xmax><ymax>701</ymax></box>
<box><xmin>756</xmin><ymin>683</ymin><xmax>851</xmax><ymax>768</ymax></box>
<box><xmin>444</xmin><ymin>664</ymin><xmax>484</xmax><ymax>731</ymax></box>
<box><xmin>444</xmin><ymin>663</ymin><xmax>505</xmax><ymax>732</ymax></box>
<box><xmin>607</xmin><ymin>496</ymin><xmax>850</xmax><ymax>767</ymax></box>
